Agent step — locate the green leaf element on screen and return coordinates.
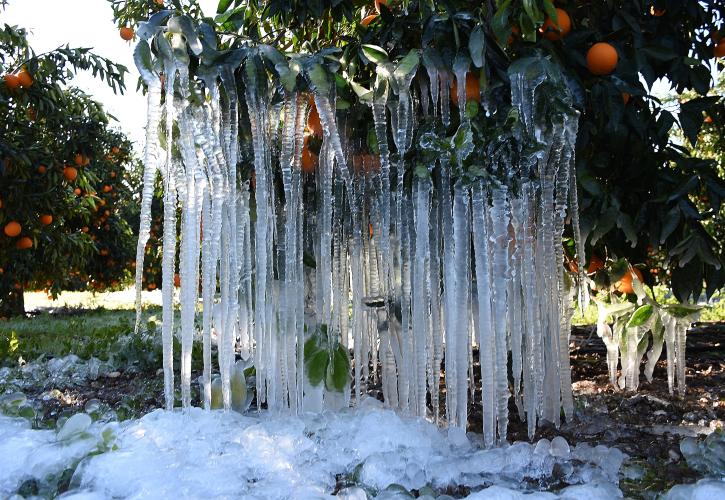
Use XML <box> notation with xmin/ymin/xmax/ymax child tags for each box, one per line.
<box><xmin>627</xmin><ymin>304</ymin><xmax>654</xmax><ymax>328</ymax></box>
<box><xmin>325</xmin><ymin>343</ymin><xmax>351</xmax><ymax>392</ymax></box>
<box><xmin>217</xmin><ymin>0</ymin><xmax>234</xmax><ymax>14</ymax></box>
<box><xmin>491</xmin><ymin>0</ymin><xmax>512</xmax><ymax>45</ymax></box>
<box><xmin>663</xmin><ymin>303</ymin><xmax>702</xmax><ymax>318</ymax></box>
<box><xmin>362</xmin><ymin>44</ymin><xmax>389</xmax><ymax>65</ymax></box>
<box><xmin>306</xmin><ymin>349</ymin><xmax>328</xmax><ymax>387</ymax></box>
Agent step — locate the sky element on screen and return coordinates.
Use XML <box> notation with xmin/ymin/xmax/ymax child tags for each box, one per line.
<box><xmin>2</xmin><ymin>0</ymin><xmax>218</xmax><ymax>149</ymax></box>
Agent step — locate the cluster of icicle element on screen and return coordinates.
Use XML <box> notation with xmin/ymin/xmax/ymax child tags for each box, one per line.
<box><xmin>133</xmin><ymin>45</ymin><xmax>583</xmax><ymax>446</ymax></box>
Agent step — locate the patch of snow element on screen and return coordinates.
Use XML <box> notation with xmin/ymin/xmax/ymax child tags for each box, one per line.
<box><xmin>663</xmin><ymin>478</ymin><xmax>725</xmax><ymax>500</ymax></box>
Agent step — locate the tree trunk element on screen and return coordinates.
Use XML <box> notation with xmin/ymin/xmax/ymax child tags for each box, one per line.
<box><xmin>0</xmin><ymin>286</ymin><xmax>25</xmax><ymax>318</ymax></box>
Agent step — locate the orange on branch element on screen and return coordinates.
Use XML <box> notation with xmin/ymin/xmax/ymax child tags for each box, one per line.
<box><xmin>307</xmin><ymin>96</ymin><xmax>323</xmax><ymax>137</ymax></box>
<box><xmin>3</xmin><ymin>74</ymin><xmax>20</xmax><ymax>91</ymax></box>
<box><xmin>4</xmin><ymin>221</ymin><xmax>21</xmax><ymax>237</ymax></box>
<box><xmin>301</xmin><ymin>136</ymin><xmax>319</xmax><ymax>174</ymax></box>
<box><xmin>361</xmin><ymin>14</ymin><xmax>378</xmax><ymax>27</ymax></box>
<box><xmin>37</xmin><ymin>165</ymin><xmax>47</xmax><ymax>174</ymax></box>
<box><xmin>17</xmin><ymin>69</ymin><xmax>33</xmax><ymax>88</ymax></box>
<box><xmin>15</xmin><ymin>236</ymin><xmax>33</xmax><ymax>250</ymax></box>
<box><xmin>63</xmin><ymin>166</ymin><xmax>78</xmax><ymax>182</ymax></box>
<box><xmin>615</xmin><ymin>268</ymin><xmax>644</xmax><ymax>295</ymax></box>
<box><xmin>450</xmin><ymin>72</ymin><xmax>480</xmax><ymax>106</ymax></box>
<box><xmin>39</xmin><ymin>214</ymin><xmax>53</xmax><ymax>226</ymax></box>
<box><xmin>650</xmin><ymin>5</ymin><xmax>666</xmax><ymax>17</ymax></box>
<box><xmin>541</xmin><ymin>8</ymin><xmax>571</xmax><ymax>41</ymax></box>
<box><xmin>174</xmin><ymin>273</ymin><xmax>181</xmax><ymax>287</ymax></box>
<box><xmin>120</xmin><ymin>26</ymin><xmax>134</xmax><ymax>41</ymax></box>
<box><xmin>586</xmin><ymin>42</ymin><xmax>618</xmax><ymax>75</ymax></box>
<box><xmin>74</xmin><ymin>188</ymin><xmax>82</xmax><ymax>196</ymax></box>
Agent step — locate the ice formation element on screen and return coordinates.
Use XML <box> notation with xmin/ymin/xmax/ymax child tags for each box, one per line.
<box><xmin>132</xmin><ymin>17</ymin><xmax>583</xmax><ymax>442</ymax></box>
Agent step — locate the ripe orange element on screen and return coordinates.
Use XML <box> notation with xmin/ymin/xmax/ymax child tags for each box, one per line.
<box><xmin>586</xmin><ymin>42</ymin><xmax>618</xmax><ymax>75</ymax></box>
<box><xmin>3</xmin><ymin>74</ymin><xmax>20</xmax><ymax>91</ymax></box>
<box><xmin>16</xmin><ymin>236</ymin><xmax>33</xmax><ymax>250</ymax></box>
<box><xmin>154</xmin><ymin>0</ymin><xmax>164</xmax><ymax>5</ymax></box>
<box><xmin>307</xmin><ymin>96</ymin><xmax>323</xmax><ymax>137</ymax></box>
<box><xmin>103</xmin><ymin>185</ymin><xmax>113</xmax><ymax>193</ymax></box>
<box><xmin>111</xmin><ymin>146</ymin><xmax>121</xmax><ymax>154</ymax></box>
<box><xmin>17</xmin><ymin>69</ymin><xmax>33</xmax><ymax>88</ymax></box>
<box><xmin>450</xmin><ymin>72</ymin><xmax>480</xmax><ymax>106</ymax></box>
<box><xmin>541</xmin><ymin>8</ymin><xmax>571</xmax><ymax>41</ymax></box>
<box><xmin>37</xmin><ymin>165</ymin><xmax>47</xmax><ymax>174</ymax></box>
<box><xmin>301</xmin><ymin>136</ymin><xmax>318</xmax><ymax>174</ymax></box>
<box><xmin>110</xmin><ymin>171</ymin><xmax>117</xmax><ymax>178</ymax></box>
<box><xmin>587</xmin><ymin>255</ymin><xmax>605</xmax><ymax>274</ymax></box>
<box><xmin>120</xmin><ymin>26</ymin><xmax>134</xmax><ymax>41</ymax></box>
<box><xmin>147</xmin><ymin>283</ymin><xmax>157</xmax><ymax>290</ymax></box>
<box><xmin>100</xmin><ymin>249</ymin><xmax>109</xmax><ymax>256</ymax></box>
<box><xmin>74</xmin><ymin>153</ymin><xmax>86</xmax><ymax>166</ymax></box>
<box><xmin>74</xmin><ymin>188</ymin><xmax>82</xmax><ymax>196</ymax></box>
<box><xmin>622</xmin><ymin>92</ymin><xmax>630</xmax><ymax>105</ymax></box>
<box><xmin>714</xmin><ymin>40</ymin><xmax>725</xmax><ymax>58</ymax></box>
<box><xmin>39</xmin><ymin>214</ymin><xmax>53</xmax><ymax>226</ymax></box>
<box><xmin>374</xmin><ymin>0</ymin><xmax>387</xmax><ymax>12</ymax></box>
<box><xmin>4</xmin><ymin>221</ymin><xmax>21</xmax><ymax>237</ymax></box>
<box><xmin>649</xmin><ymin>5</ymin><xmax>665</xmax><ymax>17</ymax></box>
<box><xmin>615</xmin><ymin>267</ymin><xmax>643</xmax><ymax>294</ymax></box>
<box><xmin>174</xmin><ymin>273</ymin><xmax>181</xmax><ymax>287</ymax></box>
<box><xmin>361</xmin><ymin>14</ymin><xmax>378</xmax><ymax>26</ymax></box>
<box><xmin>63</xmin><ymin>165</ymin><xmax>78</xmax><ymax>182</ymax></box>
<box><xmin>82</xmin><ymin>226</ymin><xmax>89</xmax><ymax>233</ymax></box>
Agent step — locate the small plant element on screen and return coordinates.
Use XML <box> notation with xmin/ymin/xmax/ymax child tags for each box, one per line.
<box><xmin>304</xmin><ymin>324</ymin><xmax>351</xmax><ymax>393</ymax></box>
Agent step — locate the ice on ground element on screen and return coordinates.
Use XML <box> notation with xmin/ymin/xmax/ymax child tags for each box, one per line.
<box><xmin>33</xmin><ymin>402</ymin><xmax>623</xmax><ymax>499</ymax></box>
<box><xmin>663</xmin><ymin>478</ymin><xmax>725</xmax><ymax>499</ymax></box>
<box><xmin>0</xmin><ymin>414</ymin><xmax>111</xmax><ymax>496</ymax></box>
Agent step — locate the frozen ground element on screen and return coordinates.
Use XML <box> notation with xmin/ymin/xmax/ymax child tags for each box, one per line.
<box><xmin>1</xmin><ymin>398</ymin><xmax>723</xmax><ymax>498</ymax></box>
<box><xmin>0</xmin><ymin>397</ymin><xmax>629</xmax><ymax>499</ymax></box>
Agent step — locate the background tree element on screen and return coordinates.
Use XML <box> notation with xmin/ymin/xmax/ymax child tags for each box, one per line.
<box><xmin>110</xmin><ymin>0</ymin><xmax>725</xmax><ymax>303</ymax></box>
<box><xmin>0</xmin><ymin>18</ymin><xmax>137</xmax><ymax>316</ymax></box>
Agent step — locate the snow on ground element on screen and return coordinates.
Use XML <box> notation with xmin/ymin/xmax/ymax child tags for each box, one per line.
<box><xmin>0</xmin><ymin>397</ymin><xmax>632</xmax><ymax>499</ymax></box>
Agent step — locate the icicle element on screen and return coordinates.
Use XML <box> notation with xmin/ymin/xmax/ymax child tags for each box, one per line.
<box><xmin>411</xmin><ymin>176</ymin><xmax>431</xmax><ymax>416</ymax></box>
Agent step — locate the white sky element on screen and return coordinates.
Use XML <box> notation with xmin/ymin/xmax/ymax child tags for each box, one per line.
<box><xmin>2</xmin><ymin>0</ymin><xmax>218</xmax><ymax>150</ymax></box>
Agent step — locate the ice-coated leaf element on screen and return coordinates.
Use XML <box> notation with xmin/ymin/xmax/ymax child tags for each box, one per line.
<box><xmin>168</xmin><ymin>16</ymin><xmax>203</xmax><ymax>56</ymax></box>
<box><xmin>393</xmin><ymin>49</ymin><xmax>420</xmax><ymax>81</ymax></box>
<box><xmin>136</xmin><ymin>10</ymin><xmax>173</xmax><ymax>41</ymax></box>
<box><xmin>663</xmin><ymin>303</ymin><xmax>702</xmax><ymax>318</ymax></box>
<box><xmin>57</xmin><ymin>413</ymin><xmax>92</xmax><ymax>441</ymax></box>
<box><xmin>627</xmin><ymin>304</ymin><xmax>654</xmax><ymax>328</ymax></box>
<box><xmin>468</xmin><ymin>26</ymin><xmax>485</xmax><ymax>68</ymax></box>
<box><xmin>306</xmin><ymin>62</ymin><xmax>330</xmax><ymax>94</ymax></box>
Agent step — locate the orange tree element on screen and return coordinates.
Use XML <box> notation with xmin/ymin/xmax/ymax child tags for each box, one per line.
<box><xmin>0</xmin><ymin>19</ymin><xmax>136</xmax><ymax>316</ymax></box>
<box><xmin>110</xmin><ymin>0</ymin><xmax>725</xmax><ymax>303</ymax></box>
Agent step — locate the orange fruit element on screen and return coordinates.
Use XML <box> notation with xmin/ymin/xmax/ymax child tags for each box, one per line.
<box><xmin>103</xmin><ymin>185</ymin><xmax>113</xmax><ymax>193</ymax></box>
<box><xmin>3</xmin><ymin>74</ymin><xmax>20</xmax><ymax>91</ymax></box>
<box><xmin>450</xmin><ymin>72</ymin><xmax>480</xmax><ymax>106</ymax></box>
<box><xmin>174</xmin><ymin>273</ymin><xmax>181</xmax><ymax>287</ymax></box>
<box><xmin>541</xmin><ymin>8</ymin><xmax>571</xmax><ymax>41</ymax></box>
<box><xmin>704</xmin><ymin>115</ymin><xmax>713</xmax><ymax>123</ymax></box>
<box><xmin>82</xmin><ymin>226</ymin><xmax>89</xmax><ymax>233</ymax></box>
<box><xmin>362</xmin><ymin>14</ymin><xmax>378</xmax><ymax>26</ymax></box>
<box><xmin>622</xmin><ymin>92</ymin><xmax>630</xmax><ymax>105</ymax></box>
<box><xmin>63</xmin><ymin>165</ymin><xmax>78</xmax><ymax>182</ymax></box>
<box><xmin>120</xmin><ymin>26</ymin><xmax>134</xmax><ymax>41</ymax></box>
<box><xmin>37</xmin><ymin>165</ymin><xmax>47</xmax><ymax>174</ymax></box>
<box><xmin>586</xmin><ymin>42</ymin><xmax>618</xmax><ymax>75</ymax></box>
<box><xmin>74</xmin><ymin>188</ymin><xmax>82</xmax><ymax>196</ymax></box>
<box><xmin>650</xmin><ymin>5</ymin><xmax>665</xmax><ymax>16</ymax></box>
<box><xmin>154</xmin><ymin>0</ymin><xmax>164</xmax><ymax>5</ymax></box>
<box><xmin>374</xmin><ymin>0</ymin><xmax>387</xmax><ymax>12</ymax></box>
<box><xmin>39</xmin><ymin>214</ymin><xmax>53</xmax><ymax>226</ymax></box>
<box><xmin>111</xmin><ymin>146</ymin><xmax>121</xmax><ymax>154</ymax></box>
<box><xmin>15</xmin><ymin>236</ymin><xmax>33</xmax><ymax>250</ymax></box>
<box><xmin>74</xmin><ymin>153</ymin><xmax>85</xmax><ymax>166</ymax></box>
<box><xmin>615</xmin><ymin>267</ymin><xmax>644</xmax><ymax>294</ymax></box>
<box><xmin>110</xmin><ymin>171</ymin><xmax>117</xmax><ymax>178</ymax></box>
<box><xmin>17</xmin><ymin>69</ymin><xmax>33</xmax><ymax>88</ymax></box>
<box><xmin>26</xmin><ymin>107</ymin><xmax>36</xmax><ymax>121</ymax></box>
<box><xmin>301</xmin><ymin>136</ymin><xmax>318</xmax><ymax>174</ymax></box>
<box><xmin>4</xmin><ymin>221</ymin><xmax>21</xmax><ymax>237</ymax></box>
<box><xmin>587</xmin><ymin>255</ymin><xmax>605</xmax><ymax>274</ymax></box>
<box><xmin>147</xmin><ymin>283</ymin><xmax>157</xmax><ymax>290</ymax></box>
<box><xmin>714</xmin><ymin>40</ymin><xmax>725</xmax><ymax>58</ymax></box>
<box><xmin>307</xmin><ymin>96</ymin><xmax>323</xmax><ymax>137</ymax></box>
<box><xmin>100</xmin><ymin>249</ymin><xmax>109</xmax><ymax>256</ymax></box>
